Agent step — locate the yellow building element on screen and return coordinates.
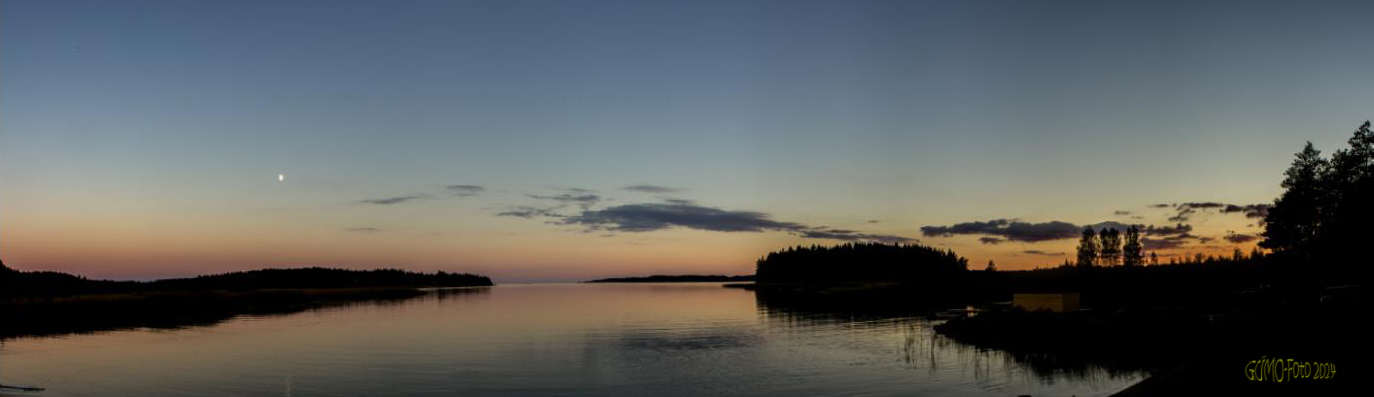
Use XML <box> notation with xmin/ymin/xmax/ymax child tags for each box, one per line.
<box><xmin>1012</xmin><ymin>292</ymin><xmax>1081</xmax><ymax>312</ymax></box>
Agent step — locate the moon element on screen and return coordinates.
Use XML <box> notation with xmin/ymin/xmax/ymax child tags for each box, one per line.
<box><xmin>278</xmin><ymin>174</ymin><xmax>285</xmax><ymax>182</ymax></box>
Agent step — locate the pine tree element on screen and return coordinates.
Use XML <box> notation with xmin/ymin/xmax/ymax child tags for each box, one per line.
<box><xmin>1150</xmin><ymin>251</ymin><xmax>1159</xmax><ymax>266</ymax></box>
<box><xmin>1076</xmin><ymin>227</ymin><xmax>1099</xmax><ymax>267</ymax></box>
<box><xmin>985</xmin><ymin>260</ymin><xmax>997</xmax><ymax>272</ymax></box>
<box><xmin>1322</xmin><ymin>121</ymin><xmax>1374</xmax><ymax>259</ymax></box>
<box><xmin>1260</xmin><ymin>142</ymin><xmax>1329</xmax><ymax>252</ymax></box>
<box><xmin>1122</xmin><ymin>226</ymin><xmax>1144</xmax><ymax>266</ymax></box>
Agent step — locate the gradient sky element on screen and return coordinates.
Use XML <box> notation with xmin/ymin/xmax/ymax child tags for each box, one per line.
<box><xmin>3</xmin><ymin>0</ymin><xmax>1373</xmax><ymax>282</ymax></box>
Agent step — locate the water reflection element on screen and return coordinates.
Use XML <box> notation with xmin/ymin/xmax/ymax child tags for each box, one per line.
<box><xmin>3</xmin><ymin>283</ymin><xmax>1140</xmax><ymax>396</ymax></box>
<box><xmin>3</xmin><ymin>287</ymin><xmax>491</xmax><ymax>341</ymax></box>
<box><xmin>754</xmin><ymin>286</ymin><xmax>1144</xmax><ymax>387</ymax></box>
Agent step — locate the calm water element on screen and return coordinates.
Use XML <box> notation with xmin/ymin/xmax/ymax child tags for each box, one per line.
<box><xmin>1</xmin><ymin>284</ymin><xmax>1143</xmax><ymax>396</ymax></box>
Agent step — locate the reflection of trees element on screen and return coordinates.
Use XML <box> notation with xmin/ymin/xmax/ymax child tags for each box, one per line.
<box><xmin>898</xmin><ymin>323</ymin><xmax>1142</xmax><ymax>385</ymax></box>
<box><xmin>425</xmin><ymin>286</ymin><xmax>494</xmax><ymax>302</ymax></box>
<box><xmin>2</xmin><ymin>287</ymin><xmax>489</xmax><ymax>340</ymax></box>
<box><xmin>755</xmin><ymin>288</ymin><xmax>1143</xmax><ymax>384</ymax></box>
<box><xmin>752</xmin><ymin>285</ymin><xmax>956</xmax><ymax>327</ymax></box>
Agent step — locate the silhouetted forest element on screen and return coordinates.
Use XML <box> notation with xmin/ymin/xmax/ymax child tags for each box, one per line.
<box><xmin>586</xmin><ymin>274</ymin><xmax>754</xmax><ymax>283</ymax></box>
<box><xmin>733</xmin><ymin>122</ymin><xmax>1374</xmax><ymax>395</ymax></box>
<box><xmin>1259</xmin><ymin>121</ymin><xmax>1373</xmax><ymax>277</ymax></box>
<box><xmin>0</xmin><ymin>265</ymin><xmax>491</xmax><ymax>299</ymax></box>
<box><xmin>0</xmin><ymin>261</ymin><xmax>492</xmax><ymax>339</ymax></box>
<box><xmin>754</xmin><ymin>242</ymin><xmax>967</xmax><ymax>283</ymax></box>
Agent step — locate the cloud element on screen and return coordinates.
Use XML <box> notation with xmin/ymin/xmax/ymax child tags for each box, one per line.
<box><xmin>1023</xmin><ymin>250</ymin><xmax>1066</xmax><ymax>256</ymax></box>
<box><xmin>1140</xmin><ymin>232</ymin><xmax>1204</xmax><ymax>250</ymax></box>
<box><xmin>1224</xmin><ymin>232</ymin><xmax>1259</xmax><ymax>243</ymax></box>
<box><xmin>496</xmin><ymin>206</ymin><xmax>565</xmax><ymax>218</ymax></box>
<box><xmin>920</xmin><ymin>219</ymin><xmax>1081</xmax><ymax>242</ymax></box>
<box><xmin>562</xmin><ymin>203</ymin><xmax>796</xmax><ymax>232</ymax></box>
<box><xmin>623</xmin><ymin>185</ymin><xmax>681</xmax><ymax>193</ymax></box>
<box><xmin>1168</xmin><ymin>207</ymin><xmax>1195</xmax><ymax>222</ymax></box>
<box><xmin>662</xmin><ymin>198</ymin><xmax>696</xmax><ymax>205</ymax></box>
<box><xmin>446</xmin><ymin>185</ymin><xmax>485</xmax><ymax>196</ymax></box>
<box><xmin>796</xmin><ymin>228</ymin><xmax>915</xmax><ymax>244</ymax></box>
<box><xmin>529</xmin><ymin>193</ymin><xmax>602</xmax><ymax>209</ymax></box>
<box><xmin>557</xmin><ymin>202</ymin><xmax>914</xmax><ymax>243</ymax></box>
<box><xmin>358</xmin><ymin>194</ymin><xmax>428</xmax><ymax>205</ymax></box>
<box><xmin>1150</xmin><ymin>203</ymin><xmax>1171</xmax><ymax>208</ymax></box>
<box><xmin>346</xmin><ymin>227</ymin><xmax>382</xmax><ymax>233</ymax></box>
<box><xmin>921</xmin><ymin>218</ymin><xmax>1200</xmax><ymax>244</ymax></box>
<box><xmin>1114</xmin><ymin>210</ymin><xmax>1132</xmax><ymax>215</ymax></box>
<box><xmin>1221</xmin><ymin>204</ymin><xmax>1271</xmax><ymax>220</ymax></box>
<box><xmin>1143</xmin><ymin>223</ymin><xmax>1193</xmax><ymax>236</ymax></box>
<box><xmin>1141</xmin><ymin>236</ymin><xmax>1189</xmax><ymax>250</ymax></box>
<box><xmin>867</xmin><ymin>219</ymin><xmax>881</xmax><ymax>223</ymax></box>
<box><xmin>1167</xmin><ymin>202</ymin><xmax>1271</xmax><ymax>222</ymax></box>
<box><xmin>1178</xmin><ymin>202</ymin><xmax>1226</xmax><ymax>209</ymax></box>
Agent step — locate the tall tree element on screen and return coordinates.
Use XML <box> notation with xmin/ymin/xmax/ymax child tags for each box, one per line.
<box><xmin>985</xmin><ymin>260</ymin><xmax>997</xmax><ymax>272</ymax></box>
<box><xmin>1098</xmin><ymin>228</ymin><xmax>1122</xmax><ymax>266</ymax></box>
<box><xmin>1150</xmin><ymin>252</ymin><xmax>1159</xmax><ymax>266</ymax></box>
<box><xmin>1321</xmin><ymin>121</ymin><xmax>1374</xmax><ymax>258</ymax></box>
<box><xmin>1076</xmin><ymin>227</ymin><xmax>1099</xmax><ymax>267</ymax></box>
<box><xmin>1122</xmin><ymin>226</ymin><xmax>1144</xmax><ymax>266</ymax></box>
<box><xmin>1260</xmin><ymin>142</ymin><xmax>1330</xmax><ymax>252</ymax></box>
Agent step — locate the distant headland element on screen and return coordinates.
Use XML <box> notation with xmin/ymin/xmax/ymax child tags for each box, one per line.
<box><xmin>585</xmin><ymin>274</ymin><xmax>754</xmax><ymax>283</ymax></box>
<box><xmin>1</xmin><ymin>262</ymin><xmax>492</xmax><ymax>339</ymax></box>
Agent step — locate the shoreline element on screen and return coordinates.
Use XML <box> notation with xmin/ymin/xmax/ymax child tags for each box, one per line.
<box><xmin>1</xmin><ymin>286</ymin><xmax>490</xmax><ymax>340</ymax></box>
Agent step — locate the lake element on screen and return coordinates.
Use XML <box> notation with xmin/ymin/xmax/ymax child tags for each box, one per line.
<box><xmin>1</xmin><ymin>283</ymin><xmax>1143</xmax><ymax>396</ymax></box>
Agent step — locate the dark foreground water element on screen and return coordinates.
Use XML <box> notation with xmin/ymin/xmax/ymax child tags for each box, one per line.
<box><xmin>1</xmin><ymin>283</ymin><xmax>1143</xmax><ymax>396</ymax></box>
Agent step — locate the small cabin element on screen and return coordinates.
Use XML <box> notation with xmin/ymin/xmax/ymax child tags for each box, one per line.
<box><xmin>1012</xmin><ymin>292</ymin><xmax>1081</xmax><ymax>312</ymax></box>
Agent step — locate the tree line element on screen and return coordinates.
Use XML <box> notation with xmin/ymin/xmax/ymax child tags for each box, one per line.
<box><xmin>755</xmin><ymin>242</ymin><xmax>968</xmax><ymax>283</ymax></box>
<box><xmin>1261</xmin><ymin>121</ymin><xmax>1374</xmax><ymax>263</ymax></box>
<box><xmin>1073</xmin><ymin>225</ymin><xmax>1148</xmax><ymax>267</ymax></box>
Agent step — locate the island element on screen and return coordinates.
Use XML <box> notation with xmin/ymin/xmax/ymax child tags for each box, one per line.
<box><xmin>1</xmin><ymin>263</ymin><xmax>492</xmax><ymax>339</ymax></box>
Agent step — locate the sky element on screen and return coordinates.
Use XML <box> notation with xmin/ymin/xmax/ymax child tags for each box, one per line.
<box><xmin>3</xmin><ymin>0</ymin><xmax>1373</xmax><ymax>282</ymax></box>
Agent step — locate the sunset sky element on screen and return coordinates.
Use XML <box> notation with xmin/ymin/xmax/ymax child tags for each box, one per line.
<box><xmin>3</xmin><ymin>0</ymin><xmax>1373</xmax><ymax>282</ymax></box>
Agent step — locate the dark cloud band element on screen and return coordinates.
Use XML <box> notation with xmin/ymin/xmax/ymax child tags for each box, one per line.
<box><xmin>556</xmin><ymin>203</ymin><xmax>913</xmax><ymax>243</ymax></box>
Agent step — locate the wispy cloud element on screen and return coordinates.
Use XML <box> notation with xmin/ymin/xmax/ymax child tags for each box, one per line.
<box><xmin>1221</xmin><ymin>204</ymin><xmax>1271</xmax><ymax>220</ymax></box>
<box><xmin>1141</xmin><ymin>235</ymin><xmax>1196</xmax><ymax>250</ymax></box>
<box><xmin>623</xmin><ymin>185</ymin><xmax>681</xmax><ymax>193</ymax></box>
<box><xmin>529</xmin><ymin>193</ymin><xmax>602</xmax><ymax>209</ymax></box>
<box><xmin>346</xmin><ymin>227</ymin><xmax>382</xmax><ymax>233</ymax></box>
<box><xmin>358</xmin><ymin>194</ymin><xmax>429</xmax><ymax>205</ymax></box>
<box><xmin>496</xmin><ymin>206</ymin><xmax>565</xmax><ymax>219</ymax></box>
<box><xmin>1224</xmin><ymin>232</ymin><xmax>1259</xmax><ymax>243</ymax></box>
<box><xmin>1023</xmin><ymin>250</ymin><xmax>1066</xmax><ymax>256</ymax></box>
<box><xmin>446</xmin><ymin>185</ymin><xmax>485</xmax><ymax>196</ymax></box>
<box><xmin>1143</xmin><ymin>223</ymin><xmax>1192</xmax><ymax>236</ymax></box>
<box><xmin>1164</xmin><ymin>202</ymin><xmax>1271</xmax><ymax>222</ymax></box>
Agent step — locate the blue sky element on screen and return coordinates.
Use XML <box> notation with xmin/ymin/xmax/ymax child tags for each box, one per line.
<box><xmin>3</xmin><ymin>0</ymin><xmax>1373</xmax><ymax>281</ymax></box>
